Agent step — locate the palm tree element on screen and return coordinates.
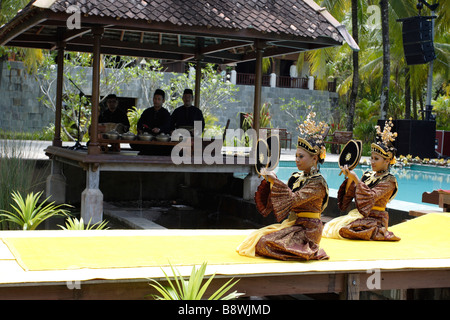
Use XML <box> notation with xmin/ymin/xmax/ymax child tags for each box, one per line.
<box><xmin>391</xmin><ymin>0</ymin><xmax>449</xmax><ymax>120</ymax></box>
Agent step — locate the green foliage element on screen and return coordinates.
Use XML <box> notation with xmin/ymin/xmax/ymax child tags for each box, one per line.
<box><xmin>137</xmin><ymin>59</ymin><xmax>166</xmax><ymax>107</ymax></box>
<box><xmin>0</xmin><ymin>191</ymin><xmax>72</xmax><ymax>230</ymax></box>
<box><xmin>59</xmin><ymin>217</ymin><xmax>109</xmax><ymax>230</ymax></box>
<box><xmin>36</xmin><ymin>53</ymin><xmax>140</xmax><ymax>141</ymax></box>
<box><xmin>317</xmin><ymin>0</ymin><xmax>449</xmax><ymax>124</ymax></box>
<box><xmin>433</xmin><ymin>96</ymin><xmax>450</xmax><ymax>130</ymax></box>
<box><xmin>164</xmin><ymin>63</ymin><xmax>239</xmax><ymax>116</ymax></box>
<box><xmin>0</xmin><ymin>1</ymin><xmax>44</xmax><ymax>73</ymax></box>
<box><xmin>242</xmin><ymin>102</ymin><xmax>273</xmax><ymax>131</ymax></box>
<box><xmin>279</xmin><ymin>97</ymin><xmax>312</xmax><ymax>127</ymax></box>
<box><xmin>0</xmin><ymin>139</ymin><xmax>49</xmax><ymax>229</ymax></box>
<box><xmin>148</xmin><ymin>262</ymin><xmax>243</xmax><ymax>300</ymax></box>
<box><xmin>127</xmin><ymin>106</ymin><xmax>145</xmax><ymax>134</ymax></box>
<box><xmin>203</xmin><ymin>114</ymin><xmax>224</xmax><ymax>139</ymax></box>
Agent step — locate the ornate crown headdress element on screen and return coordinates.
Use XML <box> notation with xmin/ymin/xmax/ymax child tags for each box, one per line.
<box><xmin>297</xmin><ymin>109</ymin><xmax>328</xmax><ymax>160</ymax></box>
<box><xmin>372</xmin><ymin>118</ymin><xmax>397</xmax><ymax>164</ymax></box>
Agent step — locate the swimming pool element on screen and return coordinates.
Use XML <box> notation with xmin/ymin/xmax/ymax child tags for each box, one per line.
<box><xmin>275</xmin><ymin>162</ymin><xmax>450</xmax><ymax>207</ymax></box>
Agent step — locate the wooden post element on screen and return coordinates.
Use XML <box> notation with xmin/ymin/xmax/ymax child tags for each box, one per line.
<box><xmin>194</xmin><ymin>38</ymin><xmax>204</xmax><ymax>109</ymax></box>
<box><xmin>88</xmin><ymin>26</ymin><xmax>104</xmax><ymax>155</ymax></box>
<box><xmin>253</xmin><ymin>39</ymin><xmax>265</xmax><ymax>135</ymax></box>
<box><xmin>194</xmin><ymin>58</ymin><xmax>201</xmax><ymax>108</ymax></box>
<box><xmin>53</xmin><ymin>43</ymin><xmax>65</xmax><ymax>147</ymax></box>
<box><xmin>340</xmin><ymin>273</ymin><xmax>360</xmax><ymax>300</ymax></box>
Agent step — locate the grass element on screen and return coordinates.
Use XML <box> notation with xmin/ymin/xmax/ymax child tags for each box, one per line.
<box><xmin>0</xmin><ymin>138</ymin><xmax>50</xmax><ymax>229</ymax></box>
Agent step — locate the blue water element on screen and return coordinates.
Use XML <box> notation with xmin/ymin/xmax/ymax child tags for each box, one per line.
<box><xmin>275</xmin><ymin>162</ymin><xmax>450</xmax><ymax>206</ymax></box>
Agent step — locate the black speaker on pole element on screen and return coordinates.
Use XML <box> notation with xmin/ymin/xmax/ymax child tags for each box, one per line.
<box><xmin>401</xmin><ymin>16</ymin><xmax>436</xmax><ymax>65</ymax></box>
<box><xmin>377</xmin><ymin>119</ymin><xmax>436</xmax><ymax>158</ymax></box>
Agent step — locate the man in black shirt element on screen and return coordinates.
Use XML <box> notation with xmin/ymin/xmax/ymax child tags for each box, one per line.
<box><xmin>170</xmin><ymin>89</ymin><xmax>205</xmax><ymax>132</ymax></box>
<box><xmin>137</xmin><ymin>89</ymin><xmax>171</xmax><ymax>135</ymax></box>
<box><xmin>99</xmin><ymin>94</ymin><xmax>130</xmax><ymax>131</ymax></box>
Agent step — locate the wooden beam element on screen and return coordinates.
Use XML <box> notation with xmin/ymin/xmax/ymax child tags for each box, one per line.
<box><xmin>0</xmin><ymin>11</ymin><xmax>48</xmax><ymax>46</ymax></box>
<box><xmin>69</xmin><ymin>37</ymin><xmax>196</xmax><ymax>55</ymax></box>
<box><xmin>199</xmin><ymin>40</ymin><xmax>251</xmax><ymax>56</ymax></box>
<box><xmin>63</xmin><ymin>27</ymin><xmax>91</xmax><ymax>42</ymax></box>
<box><xmin>6</xmin><ymin>41</ymin><xmax>53</xmax><ymax>50</ymax></box>
<box><xmin>35</xmin><ymin>25</ymin><xmax>45</xmax><ymax>35</ymax></box>
<box><xmin>64</xmin><ymin>43</ymin><xmax>184</xmax><ymax>61</ymax></box>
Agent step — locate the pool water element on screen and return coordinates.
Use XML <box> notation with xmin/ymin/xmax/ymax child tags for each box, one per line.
<box><xmin>275</xmin><ymin>162</ymin><xmax>450</xmax><ymax>206</ymax></box>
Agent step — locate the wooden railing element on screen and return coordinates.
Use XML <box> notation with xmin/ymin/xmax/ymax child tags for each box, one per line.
<box><xmin>277</xmin><ymin>76</ymin><xmax>308</xmax><ymax>89</ymax></box>
<box><xmin>236</xmin><ymin>73</ymin><xmax>271</xmax><ymax>87</ymax></box>
<box><xmin>235</xmin><ymin>73</ymin><xmax>337</xmax><ymax>92</ymax></box>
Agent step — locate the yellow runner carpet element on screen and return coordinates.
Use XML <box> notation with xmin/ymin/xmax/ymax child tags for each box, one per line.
<box><xmin>2</xmin><ymin>212</ymin><xmax>450</xmax><ymax>271</ymax></box>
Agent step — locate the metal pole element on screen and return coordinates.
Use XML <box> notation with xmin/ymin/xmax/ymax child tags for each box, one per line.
<box><xmin>424</xmin><ymin>9</ymin><xmax>435</xmax><ymax>121</ymax></box>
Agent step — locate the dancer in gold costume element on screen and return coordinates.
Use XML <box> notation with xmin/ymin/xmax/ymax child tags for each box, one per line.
<box><xmin>323</xmin><ymin>119</ymin><xmax>400</xmax><ymax>241</ymax></box>
<box><xmin>237</xmin><ymin>112</ymin><xmax>329</xmax><ymax>261</ymax></box>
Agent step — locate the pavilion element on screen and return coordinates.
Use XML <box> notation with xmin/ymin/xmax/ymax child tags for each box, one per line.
<box><xmin>0</xmin><ymin>0</ymin><xmax>359</xmax><ymax>223</ymax></box>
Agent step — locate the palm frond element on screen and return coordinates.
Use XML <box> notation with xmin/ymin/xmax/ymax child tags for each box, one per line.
<box><xmin>146</xmin><ymin>262</ymin><xmax>243</xmax><ymax>300</ymax></box>
<box><xmin>0</xmin><ymin>191</ymin><xmax>72</xmax><ymax>230</ymax></box>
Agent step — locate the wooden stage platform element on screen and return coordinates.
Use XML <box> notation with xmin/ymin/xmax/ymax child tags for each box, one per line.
<box><xmin>1</xmin><ymin>213</ymin><xmax>449</xmax><ymax>300</ymax></box>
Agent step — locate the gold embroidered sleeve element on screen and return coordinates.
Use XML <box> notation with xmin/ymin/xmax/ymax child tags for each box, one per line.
<box><xmin>355</xmin><ymin>176</ymin><xmax>396</xmax><ymax>216</ymax></box>
<box><xmin>270</xmin><ymin>178</ymin><xmax>325</xmax><ymax>222</ymax></box>
<box><xmin>337</xmin><ymin>179</ymin><xmax>356</xmax><ymax>211</ymax></box>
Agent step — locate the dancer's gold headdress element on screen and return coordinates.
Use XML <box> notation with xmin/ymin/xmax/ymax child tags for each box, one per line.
<box><xmin>297</xmin><ymin>109</ymin><xmax>328</xmax><ymax>161</ymax></box>
<box><xmin>372</xmin><ymin>118</ymin><xmax>397</xmax><ymax>164</ymax></box>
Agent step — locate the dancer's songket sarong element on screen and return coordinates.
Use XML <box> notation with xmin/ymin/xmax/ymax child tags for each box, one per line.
<box><xmin>237</xmin><ymin>172</ymin><xmax>329</xmax><ymax>261</ymax></box>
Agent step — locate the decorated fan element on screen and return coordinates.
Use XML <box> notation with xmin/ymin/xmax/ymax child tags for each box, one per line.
<box><xmin>254</xmin><ymin>138</ymin><xmax>270</xmax><ymax>176</ymax></box>
<box><xmin>266</xmin><ymin>134</ymin><xmax>280</xmax><ymax>171</ymax></box>
<box><xmin>339</xmin><ymin>139</ymin><xmax>362</xmax><ymax>171</ymax></box>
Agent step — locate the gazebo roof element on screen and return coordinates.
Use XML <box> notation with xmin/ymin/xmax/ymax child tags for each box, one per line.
<box><xmin>0</xmin><ymin>0</ymin><xmax>358</xmax><ymax>64</ymax></box>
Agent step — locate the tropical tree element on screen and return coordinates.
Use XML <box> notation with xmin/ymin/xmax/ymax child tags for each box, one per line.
<box><xmin>36</xmin><ymin>52</ymin><xmax>140</xmax><ymax>141</ymax></box>
<box><xmin>164</xmin><ymin>63</ymin><xmax>239</xmax><ymax>118</ymax></box>
<box><xmin>309</xmin><ymin>0</ymin><xmax>448</xmax><ymax>127</ymax></box>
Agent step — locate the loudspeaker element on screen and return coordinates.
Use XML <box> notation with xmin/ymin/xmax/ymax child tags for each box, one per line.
<box><xmin>377</xmin><ymin>119</ymin><xmax>436</xmax><ymax>158</ymax></box>
<box><xmin>401</xmin><ymin>16</ymin><xmax>436</xmax><ymax>65</ymax></box>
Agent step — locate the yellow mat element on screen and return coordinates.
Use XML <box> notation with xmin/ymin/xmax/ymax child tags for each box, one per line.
<box><xmin>2</xmin><ymin>212</ymin><xmax>450</xmax><ymax>272</ymax></box>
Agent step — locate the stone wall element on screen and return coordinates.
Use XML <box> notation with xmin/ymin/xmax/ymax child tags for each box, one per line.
<box><xmin>0</xmin><ymin>61</ymin><xmax>337</xmax><ymax>142</ymax></box>
<box><xmin>0</xmin><ymin>61</ymin><xmax>54</xmax><ymax>132</ymax></box>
